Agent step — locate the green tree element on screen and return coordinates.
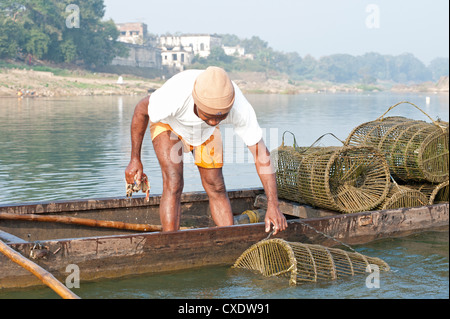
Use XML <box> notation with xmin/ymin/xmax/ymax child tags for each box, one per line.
<box><xmin>357</xmin><ymin>52</ymin><xmax>389</xmax><ymax>81</ymax></box>
<box><xmin>387</xmin><ymin>53</ymin><xmax>431</xmax><ymax>83</ymax></box>
<box><xmin>428</xmin><ymin>57</ymin><xmax>449</xmax><ymax>81</ymax></box>
<box><xmin>183</xmin><ymin>32</ymin><xmax>441</xmax><ymax>84</ymax></box>
<box><xmin>242</xmin><ymin>36</ymin><xmax>268</xmax><ymax>54</ymax></box>
<box><xmin>0</xmin><ymin>18</ymin><xmax>25</xmax><ymax>58</ymax></box>
<box><xmin>315</xmin><ymin>54</ymin><xmax>360</xmax><ymax>82</ymax></box>
<box><xmin>0</xmin><ymin>0</ymin><xmax>127</xmax><ymax>67</ymax></box>
<box><xmin>25</xmin><ymin>28</ymin><xmax>50</xmax><ymax>58</ymax></box>
<box><xmin>294</xmin><ymin>54</ymin><xmax>318</xmax><ymax>80</ymax></box>
<box><xmin>208</xmin><ymin>46</ymin><xmax>235</xmax><ymax>64</ymax></box>
<box><xmin>217</xmin><ymin>33</ymin><xmax>241</xmax><ymax>47</ymax></box>
<box><xmin>283</xmin><ymin>52</ymin><xmax>303</xmax><ymax>75</ymax></box>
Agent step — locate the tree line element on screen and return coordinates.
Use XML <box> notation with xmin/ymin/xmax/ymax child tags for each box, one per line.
<box><xmin>191</xmin><ymin>34</ymin><xmax>449</xmax><ymax>84</ymax></box>
<box><xmin>0</xmin><ymin>0</ymin><xmax>127</xmax><ymax>67</ymax></box>
<box><xmin>1</xmin><ymin>2</ymin><xmax>448</xmax><ymax>83</ymax></box>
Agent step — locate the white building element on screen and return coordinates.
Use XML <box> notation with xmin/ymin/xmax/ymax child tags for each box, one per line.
<box><xmin>115</xmin><ymin>25</ymin><xmax>243</xmax><ymax>72</ymax></box>
<box><xmin>116</xmin><ymin>23</ymin><xmax>148</xmax><ymax>45</ymax></box>
<box><xmin>222</xmin><ymin>45</ymin><xmax>245</xmax><ymax>57</ymax></box>
<box><xmin>159</xmin><ymin>34</ymin><xmax>222</xmax><ymax>71</ymax></box>
<box><xmin>161</xmin><ymin>48</ymin><xmax>191</xmax><ymax>71</ymax></box>
<box><xmin>159</xmin><ymin>34</ymin><xmax>221</xmax><ymax>57</ymax></box>
<box><xmin>222</xmin><ymin>45</ymin><xmax>254</xmax><ymax>60</ymax></box>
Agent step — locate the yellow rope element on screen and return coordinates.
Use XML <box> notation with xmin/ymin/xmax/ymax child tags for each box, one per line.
<box><xmin>241</xmin><ymin>210</ymin><xmax>260</xmax><ymax>224</ymax></box>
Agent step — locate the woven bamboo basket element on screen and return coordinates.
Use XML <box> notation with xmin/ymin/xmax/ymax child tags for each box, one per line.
<box><xmin>273</xmin><ymin>133</ymin><xmax>391</xmax><ymax>213</ymax></box>
<box><xmin>272</xmin><ymin>134</ymin><xmax>307</xmax><ymax>204</ymax></box>
<box><xmin>345</xmin><ymin>102</ymin><xmax>449</xmax><ymax>183</ymax></box>
<box><xmin>379</xmin><ymin>183</ymin><xmax>429</xmax><ymax>210</ymax></box>
<box><xmin>233</xmin><ymin>238</ymin><xmax>390</xmax><ymax>286</ymax></box>
<box><xmin>407</xmin><ymin>180</ymin><xmax>449</xmax><ymax>205</ymax></box>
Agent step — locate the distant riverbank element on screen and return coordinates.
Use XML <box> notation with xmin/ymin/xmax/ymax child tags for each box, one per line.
<box><xmin>0</xmin><ymin>62</ymin><xmax>448</xmax><ymax>98</ymax></box>
<box><xmin>230</xmin><ymin>71</ymin><xmax>449</xmax><ymax>94</ymax></box>
<box><xmin>0</xmin><ymin>67</ymin><xmax>162</xmax><ymax>98</ymax></box>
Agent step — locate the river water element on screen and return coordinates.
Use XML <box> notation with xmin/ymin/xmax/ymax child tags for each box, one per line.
<box><xmin>0</xmin><ymin>92</ymin><xmax>448</xmax><ymax>299</ymax></box>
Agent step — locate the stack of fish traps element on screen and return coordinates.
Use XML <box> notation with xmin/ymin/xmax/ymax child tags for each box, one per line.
<box><xmin>345</xmin><ymin>102</ymin><xmax>449</xmax><ymax>209</ymax></box>
<box><xmin>406</xmin><ymin>180</ymin><xmax>449</xmax><ymax>205</ymax></box>
<box><xmin>379</xmin><ymin>184</ymin><xmax>429</xmax><ymax>210</ymax></box>
<box><xmin>273</xmin><ymin>102</ymin><xmax>449</xmax><ymax>213</ymax></box>
<box><xmin>233</xmin><ymin>238</ymin><xmax>390</xmax><ymax>286</ymax></box>
<box><xmin>238</xmin><ymin>102</ymin><xmax>447</xmax><ymax>286</ymax></box>
<box><xmin>273</xmin><ymin>132</ymin><xmax>391</xmax><ymax>214</ymax></box>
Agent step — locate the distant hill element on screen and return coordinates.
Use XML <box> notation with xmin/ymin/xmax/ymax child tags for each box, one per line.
<box><xmin>189</xmin><ymin>34</ymin><xmax>449</xmax><ymax>85</ymax></box>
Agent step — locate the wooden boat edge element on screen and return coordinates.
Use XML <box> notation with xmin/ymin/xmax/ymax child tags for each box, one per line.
<box><xmin>0</xmin><ymin>189</ymin><xmax>448</xmax><ymax>290</ymax></box>
<box><xmin>0</xmin><ymin>188</ymin><xmax>264</xmax><ymax>215</ymax></box>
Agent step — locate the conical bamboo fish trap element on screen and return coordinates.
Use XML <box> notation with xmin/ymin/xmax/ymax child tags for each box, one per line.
<box><xmin>273</xmin><ymin>133</ymin><xmax>390</xmax><ymax>213</ymax></box>
<box><xmin>272</xmin><ymin>138</ymin><xmax>307</xmax><ymax>205</ymax></box>
<box><xmin>407</xmin><ymin>180</ymin><xmax>449</xmax><ymax>205</ymax></box>
<box><xmin>233</xmin><ymin>238</ymin><xmax>390</xmax><ymax>286</ymax></box>
<box><xmin>345</xmin><ymin>102</ymin><xmax>449</xmax><ymax>183</ymax></box>
<box><xmin>379</xmin><ymin>184</ymin><xmax>428</xmax><ymax>210</ymax></box>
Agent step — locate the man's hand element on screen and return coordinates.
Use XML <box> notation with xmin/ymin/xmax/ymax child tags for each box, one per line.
<box><xmin>248</xmin><ymin>139</ymin><xmax>288</xmax><ymax>236</ymax></box>
<box><xmin>125</xmin><ymin>158</ymin><xmax>144</xmax><ymax>185</ymax></box>
<box><xmin>265</xmin><ymin>204</ymin><xmax>288</xmax><ymax>235</ymax></box>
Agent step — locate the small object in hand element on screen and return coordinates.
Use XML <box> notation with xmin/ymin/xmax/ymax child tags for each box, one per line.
<box><xmin>126</xmin><ymin>174</ymin><xmax>150</xmax><ymax>201</ymax></box>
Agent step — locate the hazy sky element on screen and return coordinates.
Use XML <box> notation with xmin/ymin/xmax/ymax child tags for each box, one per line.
<box><xmin>103</xmin><ymin>0</ymin><xmax>449</xmax><ymax>65</ymax></box>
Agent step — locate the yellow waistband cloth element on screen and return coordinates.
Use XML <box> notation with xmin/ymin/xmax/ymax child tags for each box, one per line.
<box><xmin>150</xmin><ymin>122</ymin><xmax>223</xmax><ymax>169</ymax></box>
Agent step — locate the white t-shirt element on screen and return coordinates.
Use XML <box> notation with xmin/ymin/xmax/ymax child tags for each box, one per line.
<box><xmin>148</xmin><ymin>69</ymin><xmax>263</xmax><ymax>147</ymax></box>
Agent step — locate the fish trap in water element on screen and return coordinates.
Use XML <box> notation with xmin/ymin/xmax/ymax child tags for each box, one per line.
<box><xmin>233</xmin><ymin>239</ymin><xmax>390</xmax><ymax>286</ymax></box>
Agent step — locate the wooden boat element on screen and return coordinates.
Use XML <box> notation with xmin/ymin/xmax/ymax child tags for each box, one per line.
<box><xmin>0</xmin><ymin>188</ymin><xmax>448</xmax><ymax>290</ymax></box>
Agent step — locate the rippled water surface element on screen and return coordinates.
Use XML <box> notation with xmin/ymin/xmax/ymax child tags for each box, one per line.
<box><xmin>0</xmin><ymin>231</ymin><xmax>447</xmax><ymax>299</ymax></box>
<box><xmin>0</xmin><ymin>92</ymin><xmax>448</xmax><ymax>203</ymax></box>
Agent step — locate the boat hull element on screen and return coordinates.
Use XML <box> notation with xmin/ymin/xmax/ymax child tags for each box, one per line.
<box><xmin>0</xmin><ymin>189</ymin><xmax>448</xmax><ymax>289</ymax></box>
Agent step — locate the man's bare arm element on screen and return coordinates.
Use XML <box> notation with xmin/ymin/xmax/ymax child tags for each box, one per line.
<box><xmin>125</xmin><ymin>96</ymin><xmax>150</xmax><ymax>184</ymax></box>
<box><xmin>248</xmin><ymin>139</ymin><xmax>287</xmax><ymax>235</ymax></box>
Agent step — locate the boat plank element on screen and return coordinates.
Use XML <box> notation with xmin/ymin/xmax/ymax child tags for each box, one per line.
<box><xmin>0</xmin><ymin>188</ymin><xmax>263</xmax><ymax>215</ymax></box>
<box><xmin>0</xmin><ymin>189</ymin><xmax>263</xmax><ymax>241</ymax></box>
<box><xmin>0</xmin><ymin>230</ymin><xmax>28</xmax><ymax>244</ymax></box>
<box><xmin>254</xmin><ymin>194</ymin><xmax>338</xmax><ymax>218</ymax></box>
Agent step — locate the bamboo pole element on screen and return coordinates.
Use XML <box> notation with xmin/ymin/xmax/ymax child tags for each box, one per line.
<box><xmin>0</xmin><ymin>212</ymin><xmax>183</xmax><ymax>232</ymax></box>
<box><xmin>0</xmin><ymin>239</ymin><xmax>81</xmax><ymax>299</ymax></box>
